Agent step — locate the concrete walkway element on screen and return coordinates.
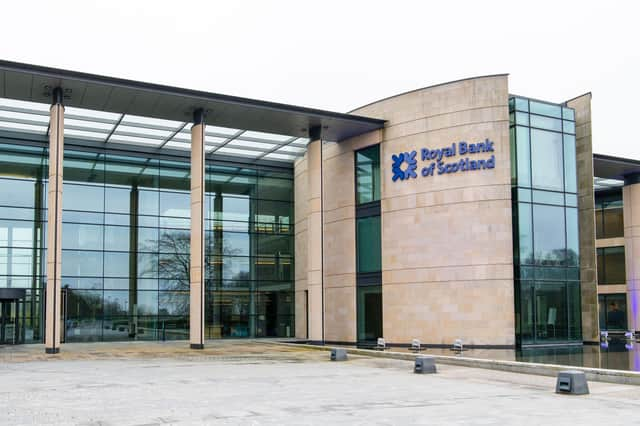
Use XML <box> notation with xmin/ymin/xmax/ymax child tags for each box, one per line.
<box><xmin>2</xmin><ymin>341</ymin><xmax>640</xmax><ymax>425</ymax></box>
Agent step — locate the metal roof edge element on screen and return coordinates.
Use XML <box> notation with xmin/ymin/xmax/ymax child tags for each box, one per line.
<box><xmin>0</xmin><ymin>59</ymin><xmax>385</xmax><ymax>126</ymax></box>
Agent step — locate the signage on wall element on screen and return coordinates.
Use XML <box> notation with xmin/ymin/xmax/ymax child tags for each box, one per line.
<box><xmin>391</xmin><ymin>139</ymin><xmax>496</xmax><ymax>182</ymax></box>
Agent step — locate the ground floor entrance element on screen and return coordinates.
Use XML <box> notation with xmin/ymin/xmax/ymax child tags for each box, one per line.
<box><xmin>0</xmin><ymin>288</ymin><xmax>26</xmax><ymax>345</ymax></box>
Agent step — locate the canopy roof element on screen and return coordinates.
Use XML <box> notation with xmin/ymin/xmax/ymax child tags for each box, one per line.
<box><xmin>0</xmin><ymin>60</ymin><xmax>385</xmax><ymax>164</ymax></box>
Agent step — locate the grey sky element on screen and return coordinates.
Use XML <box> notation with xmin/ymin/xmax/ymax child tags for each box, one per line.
<box><xmin>1</xmin><ymin>0</ymin><xmax>638</xmax><ymax>158</ymax></box>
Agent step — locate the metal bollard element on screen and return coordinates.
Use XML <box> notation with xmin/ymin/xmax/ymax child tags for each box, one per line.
<box><xmin>331</xmin><ymin>348</ymin><xmax>347</xmax><ymax>361</ymax></box>
<box><xmin>556</xmin><ymin>370</ymin><xmax>589</xmax><ymax>395</ymax></box>
<box><xmin>414</xmin><ymin>355</ymin><xmax>437</xmax><ymax>374</ymax></box>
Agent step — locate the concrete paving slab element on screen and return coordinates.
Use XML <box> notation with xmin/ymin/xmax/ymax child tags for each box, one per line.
<box><xmin>1</xmin><ymin>341</ymin><xmax>640</xmax><ymax>425</ymax></box>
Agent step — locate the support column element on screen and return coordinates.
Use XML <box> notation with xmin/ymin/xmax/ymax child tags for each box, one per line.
<box><xmin>566</xmin><ymin>93</ymin><xmax>598</xmax><ymax>343</ymax></box>
<box><xmin>306</xmin><ymin>127</ymin><xmax>324</xmax><ymax>343</ymax></box>
<box><xmin>128</xmin><ymin>185</ymin><xmax>139</xmax><ymax>338</ymax></box>
<box><xmin>623</xmin><ymin>173</ymin><xmax>640</xmax><ymax>331</ymax></box>
<box><xmin>45</xmin><ymin>88</ymin><xmax>64</xmax><ymax>354</ymax></box>
<box><xmin>189</xmin><ymin>109</ymin><xmax>206</xmax><ymax>349</ymax></box>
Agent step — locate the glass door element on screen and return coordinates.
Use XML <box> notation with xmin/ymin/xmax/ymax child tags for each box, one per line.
<box><xmin>0</xmin><ymin>299</ymin><xmax>24</xmax><ymax>345</ymax></box>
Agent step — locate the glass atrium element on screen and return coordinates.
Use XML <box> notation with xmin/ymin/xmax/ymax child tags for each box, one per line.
<box><xmin>509</xmin><ymin>96</ymin><xmax>582</xmax><ymax>345</ymax></box>
<box><xmin>0</xmin><ymin>97</ymin><xmax>307</xmax><ymax>343</ymax></box>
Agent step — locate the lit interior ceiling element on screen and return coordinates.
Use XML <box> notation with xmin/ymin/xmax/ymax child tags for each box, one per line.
<box><xmin>593</xmin><ymin>176</ymin><xmax>624</xmax><ymax>191</ymax></box>
<box><xmin>0</xmin><ymin>97</ymin><xmax>310</xmax><ymax>163</ymax></box>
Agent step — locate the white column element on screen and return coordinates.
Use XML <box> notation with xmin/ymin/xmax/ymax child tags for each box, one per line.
<box><xmin>306</xmin><ymin>127</ymin><xmax>324</xmax><ymax>342</ymax></box>
<box><xmin>45</xmin><ymin>88</ymin><xmax>64</xmax><ymax>354</ymax></box>
<box><xmin>189</xmin><ymin>109</ymin><xmax>206</xmax><ymax>349</ymax></box>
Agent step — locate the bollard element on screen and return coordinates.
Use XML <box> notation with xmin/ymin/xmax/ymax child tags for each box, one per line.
<box><xmin>414</xmin><ymin>355</ymin><xmax>437</xmax><ymax>374</ymax></box>
<box><xmin>556</xmin><ymin>370</ymin><xmax>589</xmax><ymax>395</ymax></box>
<box><xmin>330</xmin><ymin>348</ymin><xmax>347</xmax><ymax>361</ymax></box>
<box><xmin>411</xmin><ymin>339</ymin><xmax>422</xmax><ymax>352</ymax></box>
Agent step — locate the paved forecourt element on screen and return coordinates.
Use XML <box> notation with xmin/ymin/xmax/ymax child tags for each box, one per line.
<box><xmin>2</xmin><ymin>341</ymin><xmax>640</xmax><ymax>425</ymax></box>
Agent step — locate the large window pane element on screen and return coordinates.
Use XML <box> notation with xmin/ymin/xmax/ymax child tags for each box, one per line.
<box><xmin>568</xmin><ymin>281</ymin><xmax>581</xmax><ymax>340</ymax></box>
<box><xmin>517</xmin><ymin>281</ymin><xmax>534</xmax><ymax>344</ymax></box>
<box><xmin>534</xmin><ymin>282</ymin><xmax>568</xmax><ymax>341</ymax></box>
<box><xmin>599</xmin><ymin>294</ymin><xmax>627</xmax><ymax>331</ymax></box>
<box><xmin>563</xmin><ymin>134</ymin><xmax>577</xmax><ymax>193</ymax></box>
<box><xmin>603</xmin><ymin>207</ymin><xmax>624</xmax><ymax>238</ymax></box>
<box><xmin>533</xmin><ymin>204</ymin><xmax>565</xmax><ymax>265</ymax></box>
<box><xmin>0</xmin><ymin>178</ymin><xmax>38</xmax><ymax>208</ymax></box>
<box><xmin>355</xmin><ymin>145</ymin><xmax>380</xmax><ymax>204</ymax></box>
<box><xmin>531</xmin><ymin>129</ymin><xmax>564</xmax><ymax>191</ymax></box>
<box><xmin>356</xmin><ymin>216</ymin><xmax>381</xmax><ymax>273</ymax></box>
<box><xmin>515</xmin><ymin>126</ymin><xmax>531</xmax><ymax>187</ymax></box>
<box><xmin>597</xmin><ymin>246</ymin><xmax>626</xmax><ymax>284</ymax></box>
<box><xmin>221</xmin><ymin>196</ymin><xmax>250</xmax><ymax>223</ymax></box>
<box><xmin>518</xmin><ymin>203</ymin><xmax>533</xmax><ymax>265</ymax></box>
<box><xmin>160</xmin><ymin>191</ymin><xmax>190</xmax><ymax>218</ymax></box>
<box><xmin>64</xmin><ymin>184</ymin><xmax>105</xmax><ymax>212</ymax></box>
<box><xmin>62</xmin><ymin>223</ymin><xmax>103</xmax><ymax>250</ymax></box>
<box><xmin>138</xmin><ymin>190</ymin><xmax>159</xmax><ymax>216</ymax></box>
<box><xmin>64</xmin><ymin>152</ymin><xmax>105</xmax><ymax>184</ymax></box>
<box><xmin>530</xmin><ymin>115</ymin><xmax>562</xmax><ymax>132</ymax></box>
<box><xmin>530</xmin><ymin>101</ymin><xmax>562</xmax><ymax>118</ymax></box>
<box><xmin>104</xmin><ymin>186</ymin><xmax>132</xmax><ymax>214</ymax></box>
<box><xmin>258</xmin><ymin>177</ymin><xmax>293</xmax><ymax>202</ymax></box>
<box><xmin>62</xmin><ymin>250</ymin><xmax>103</xmax><ymax>277</ymax></box>
<box><xmin>565</xmin><ymin>208</ymin><xmax>579</xmax><ymax>267</ymax></box>
<box><xmin>104</xmin><ymin>226</ymin><xmax>130</xmax><ymax>252</ymax></box>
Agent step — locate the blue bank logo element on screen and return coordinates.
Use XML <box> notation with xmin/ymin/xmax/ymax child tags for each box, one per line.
<box><xmin>391</xmin><ymin>139</ymin><xmax>496</xmax><ymax>182</ymax></box>
<box><xmin>391</xmin><ymin>151</ymin><xmax>418</xmax><ymax>181</ymax></box>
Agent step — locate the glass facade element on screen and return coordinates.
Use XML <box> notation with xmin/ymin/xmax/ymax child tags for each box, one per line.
<box><xmin>510</xmin><ymin>97</ymin><xmax>582</xmax><ymax>345</ymax></box>
<box><xmin>354</xmin><ymin>145</ymin><xmax>382</xmax><ymax>344</ymax></box>
<box><xmin>0</xmin><ymin>142</ymin><xmax>46</xmax><ymax>343</ymax></box>
<box><xmin>0</xmin><ymin>136</ymin><xmax>294</xmax><ymax>343</ymax></box>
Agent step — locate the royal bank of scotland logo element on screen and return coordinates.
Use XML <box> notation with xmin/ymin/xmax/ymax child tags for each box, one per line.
<box><xmin>391</xmin><ymin>150</ymin><xmax>418</xmax><ymax>181</ymax></box>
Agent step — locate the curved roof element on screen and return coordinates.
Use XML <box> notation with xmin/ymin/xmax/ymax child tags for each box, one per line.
<box><xmin>348</xmin><ymin>74</ymin><xmax>509</xmax><ymax>114</ymax></box>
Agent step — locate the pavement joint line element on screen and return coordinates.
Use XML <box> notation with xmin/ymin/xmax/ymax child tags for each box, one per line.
<box><xmin>272</xmin><ymin>342</ymin><xmax>640</xmax><ymax>386</ymax></box>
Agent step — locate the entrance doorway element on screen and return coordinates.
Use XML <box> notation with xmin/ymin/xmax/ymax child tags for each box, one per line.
<box><xmin>0</xmin><ymin>288</ymin><xmax>26</xmax><ymax>345</ymax></box>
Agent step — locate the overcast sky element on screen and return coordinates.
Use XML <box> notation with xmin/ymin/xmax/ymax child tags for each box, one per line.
<box><xmin>1</xmin><ymin>1</ymin><xmax>639</xmax><ymax>159</ymax></box>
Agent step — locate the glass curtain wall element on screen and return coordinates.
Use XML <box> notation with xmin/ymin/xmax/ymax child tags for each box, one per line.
<box><xmin>204</xmin><ymin>165</ymin><xmax>294</xmax><ymax>338</ymax></box>
<box><xmin>0</xmin><ymin>141</ymin><xmax>47</xmax><ymax>343</ymax></box>
<box><xmin>509</xmin><ymin>97</ymin><xmax>582</xmax><ymax>345</ymax></box>
<box><xmin>355</xmin><ymin>145</ymin><xmax>382</xmax><ymax>344</ymax></box>
<box><xmin>0</xmin><ymin>136</ymin><xmax>293</xmax><ymax>343</ymax></box>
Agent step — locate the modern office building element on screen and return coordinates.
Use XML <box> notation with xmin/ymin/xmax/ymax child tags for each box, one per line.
<box><xmin>0</xmin><ymin>60</ymin><xmax>638</xmax><ymax>352</ymax></box>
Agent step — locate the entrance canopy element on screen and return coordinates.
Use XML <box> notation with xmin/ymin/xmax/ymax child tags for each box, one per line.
<box><xmin>0</xmin><ymin>60</ymin><xmax>385</xmax><ymax>164</ymax></box>
<box><xmin>593</xmin><ymin>153</ymin><xmax>640</xmax><ymax>191</ymax></box>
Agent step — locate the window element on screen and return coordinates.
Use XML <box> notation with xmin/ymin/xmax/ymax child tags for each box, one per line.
<box><xmin>599</xmin><ymin>294</ymin><xmax>627</xmax><ymax>331</ymax></box>
<box><xmin>356</xmin><ymin>216</ymin><xmax>382</xmax><ymax>273</ymax></box>
<box><xmin>531</xmin><ymin>129</ymin><xmax>564</xmax><ymax>192</ymax></box>
<box><xmin>355</xmin><ymin>145</ymin><xmax>380</xmax><ymax>204</ymax></box>
<box><xmin>597</xmin><ymin>246</ymin><xmax>626</xmax><ymax>284</ymax></box>
<box><xmin>354</xmin><ymin>144</ymin><xmax>382</xmax><ymax>343</ymax></box>
<box><xmin>532</xmin><ymin>204</ymin><xmax>566</xmax><ymax>266</ymax></box>
<box><xmin>595</xmin><ymin>193</ymin><xmax>624</xmax><ymax>239</ymax></box>
<box><xmin>0</xmin><ymin>139</ymin><xmax>295</xmax><ymax>343</ymax></box>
